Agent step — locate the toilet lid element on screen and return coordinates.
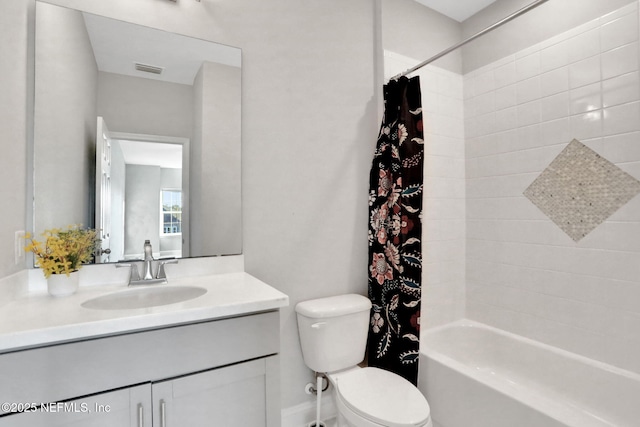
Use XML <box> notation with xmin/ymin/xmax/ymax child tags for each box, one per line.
<box><xmin>335</xmin><ymin>367</ymin><xmax>430</xmax><ymax>427</ymax></box>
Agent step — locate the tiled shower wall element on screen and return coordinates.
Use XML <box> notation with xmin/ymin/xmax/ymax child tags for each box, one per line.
<box><xmin>464</xmin><ymin>2</ymin><xmax>640</xmax><ymax>373</ymax></box>
<box><xmin>384</xmin><ymin>52</ymin><xmax>466</xmax><ymax>331</ymax></box>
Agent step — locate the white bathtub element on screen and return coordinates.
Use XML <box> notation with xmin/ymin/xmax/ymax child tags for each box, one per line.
<box><xmin>418</xmin><ymin>320</ymin><xmax>640</xmax><ymax>427</ymax></box>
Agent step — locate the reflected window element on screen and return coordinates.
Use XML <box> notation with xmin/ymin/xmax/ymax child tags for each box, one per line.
<box><xmin>161</xmin><ymin>189</ymin><xmax>182</xmax><ymax>234</ymax></box>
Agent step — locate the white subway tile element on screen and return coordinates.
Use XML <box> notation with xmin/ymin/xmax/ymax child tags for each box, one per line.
<box><xmin>424</xmin><ymin>198</ymin><xmax>465</xmax><ymax>220</ymax></box>
<box><xmin>600</xmin><ymin>11</ymin><xmax>638</xmax><ymax>52</ymax></box>
<box><xmin>474</xmin><ymin>91</ymin><xmax>495</xmax><ymax>116</ymax></box>
<box><xmin>517</xmin><ymin>100</ymin><xmax>541</xmax><ymax>127</ymax></box>
<box><xmin>439</xmin><ymin>93</ymin><xmax>464</xmax><ymax>119</ymax></box>
<box><xmin>540</xmin><ymin>91</ymin><xmax>570</xmax><ymax>122</ymax></box>
<box><xmin>566</xmin><ymin>28</ymin><xmax>600</xmax><ymax>63</ymax></box>
<box><xmin>437</xmin><ymin>71</ymin><xmax>461</xmax><ymax>97</ymax></box>
<box><xmin>602</xmin><ymin>42</ymin><xmax>639</xmax><ymax>80</ymax></box>
<box><xmin>475</xmin><ymin>112</ymin><xmax>496</xmax><ymax>137</ymax></box>
<box><xmin>575</xmin><ymin>247</ymin><xmax>640</xmax><ymax>283</ymax></box>
<box><xmin>494</xmin><ymin>84</ymin><xmax>516</xmax><ymax>110</ymax></box>
<box><xmin>568</xmin><ymin>55</ymin><xmax>601</xmax><ymax>88</ymax></box>
<box><xmin>516</xmin><ymin>52</ymin><xmax>540</xmax><ymax>81</ymax></box>
<box><xmin>603</xmin><ymin>222</ymin><xmax>640</xmax><ymax>252</ymax></box>
<box><xmin>426</xmin><ymin>177</ymin><xmax>465</xmax><ymax>199</ymax></box>
<box><xmin>598</xmin><ymin>276</ymin><xmax>640</xmax><ymax>313</ymax></box>
<box><xmin>465</xmin><ymin>161</ymin><xmax>479</xmax><ymax>182</ymax></box>
<box><xmin>425</xmin><ymin>155</ymin><xmax>465</xmax><ymax>179</ymax></box>
<box><xmin>474</xmin><ymin>70</ymin><xmax>495</xmax><ymax>95</ymax></box>
<box><xmin>463</xmin><ymin>75</ymin><xmax>476</xmax><ymax>100</ymax></box>
<box><xmin>464</xmin><ymin>96</ymin><xmax>477</xmax><ymax>119</ymax></box>
<box><xmin>495</xmin><ymin>107</ymin><xmax>517</xmax><ymax>133</ymax></box>
<box><xmin>516</xmin><ymin>76</ymin><xmax>541</xmax><ymax>104</ymax></box>
<box><xmin>516</xmin><ymin>124</ymin><xmax>541</xmax><ymax>151</ymax></box>
<box><xmin>540</xmin><ymin>66</ymin><xmax>569</xmax><ymax>97</ymax></box>
<box><xmin>603</xmin><ymin>101</ymin><xmax>640</xmax><ymax>136</ymax></box>
<box><xmin>602</xmin><ymin>71</ymin><xmax>640</xmax><ymax>108</ymax></box>
<box><xmin>493</xmin><ymin>60</ymin><xmax>517</xmax><ymax>88</ymax></box>
<box><xmin>433</xmin><ymin>135</ymin><xmax>465</xmax><ymax>159</ymax></box>
<box><xmin>493</xmin><ymin>129</ymin><xmax>518</xmax><ymax>155</ymax></box>
<box><xmin>540</xmin><ymin>117</ymin><xmax>571</xmax><ymax>145</ymax></box>
<box><xmin>570</xmin><ymin>82</ymin><xmax>602</xmax><ymax>115</ymax></box>
<box><xmin>570</xmin><ymin>109</ymin><xmax>603</xmax><ymax>140</ymax></box>
<box><xmin>540</xmin><ymin>39</ymin><xmax>570</xmax><ymax>72</ymax></box>
<box><xmin>603</xmin><ymin>131</ymin><xmax>640</xmax><ymax>163</ymax></box>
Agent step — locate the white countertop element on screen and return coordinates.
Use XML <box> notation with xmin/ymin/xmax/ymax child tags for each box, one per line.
<box><xmin>0</xmin><ymin>272</ymin><xmax>289</xmax><ymax>353</ymax></box>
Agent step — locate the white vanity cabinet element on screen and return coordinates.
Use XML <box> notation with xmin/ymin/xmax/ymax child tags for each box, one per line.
<box><xmin>0</xmin><ymin>310</ymin><xmax>281</xmax><ymax>427</ymax></box>
<box><xmin>153</xmin><ymin>358</ymin><xmax>270</xmax><ymax>426</ymax></box>
<box><xmin>0</xmin><ymin>385</ymin><xmax>152</xmax><ymax>427</ymax></box>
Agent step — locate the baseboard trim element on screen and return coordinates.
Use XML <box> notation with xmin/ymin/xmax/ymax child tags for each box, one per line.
<box><xmin>282</xmin><ymin>395</ymin><xmax>337</xmax><ymax>427</ymax></box>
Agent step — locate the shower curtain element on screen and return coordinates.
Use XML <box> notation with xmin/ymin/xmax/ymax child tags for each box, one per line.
<box><xmin>367</xmin><ymin>76</ymin><xmax>423</xmax><ymax>385</ymax></box>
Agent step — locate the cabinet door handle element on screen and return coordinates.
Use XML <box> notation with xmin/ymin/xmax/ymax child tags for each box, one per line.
<box><xmin>160</xmin><ymin>399</ymin><xmax>167</xmax><ymax>427</ymax></box>
<box><xmin>137</xmin><ymin>403</ymin><xmax>144</xmax><ymax>427</ymax></box>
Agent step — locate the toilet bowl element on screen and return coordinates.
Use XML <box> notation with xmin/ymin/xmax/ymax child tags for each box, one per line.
<box><xmin>329</xmin><ymin>367</ymin><xmax>432</xmax><ymax>427</ymax></box>
<box><xmin>295</xmin><ymin>294</ymin><xmax>432</xmax><ymax>427</ymax></box>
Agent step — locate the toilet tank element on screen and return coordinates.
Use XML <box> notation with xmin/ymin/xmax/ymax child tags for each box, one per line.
<box><xmin>295</xmin><ymin>294</ymin><xmax>372</xmax><ymax>373</ymax></box>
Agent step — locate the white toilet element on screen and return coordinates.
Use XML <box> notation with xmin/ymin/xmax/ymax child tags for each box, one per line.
<box><xmin>296</xmin><ymin>294</ymin><xmax>433</xmax><ymax>427</ymax></box>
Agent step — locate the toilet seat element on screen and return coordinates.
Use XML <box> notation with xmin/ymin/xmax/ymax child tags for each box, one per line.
<box><xmin>333</xmin><ymin>367</ymin><xmax>431</xmax><ymax>427</ymax></box>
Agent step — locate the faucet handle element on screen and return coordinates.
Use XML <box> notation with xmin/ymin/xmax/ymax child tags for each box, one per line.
<box><xmin>156</xmin><ymin>259</ymin><xmax>179</xmax><ymax>279</ymax></box>
<box><xmin>116</xmin><ymin>263</ymin><xmax>141</xmax><ymax>282</ymax></box>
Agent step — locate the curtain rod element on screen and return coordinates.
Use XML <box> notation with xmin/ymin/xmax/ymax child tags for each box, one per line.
<box><xmin>391</xmin><ymin>0</ymin><xmax>551</xmax><ymax>80</ymax></box>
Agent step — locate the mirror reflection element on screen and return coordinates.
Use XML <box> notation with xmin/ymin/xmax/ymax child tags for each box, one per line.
<box><xmin>96</xmin><ymin>124</ymin><xmax>189</xmax><ymax>263</ymax></box>
<box><xmin>34</xmin><ymin>2</ymin><xmax>242</xmax><ymax>263</ymax></box>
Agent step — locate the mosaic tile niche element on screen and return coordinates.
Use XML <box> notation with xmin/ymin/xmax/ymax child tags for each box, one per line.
<box><xmin>524</xmin><ymin>139</ymin><xmax>640</xmax><ymax>242</ymax></box>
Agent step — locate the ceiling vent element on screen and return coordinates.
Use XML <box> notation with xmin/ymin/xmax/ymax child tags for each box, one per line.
<box><xmin>134</xmin><ymin>62</ymin><xmax>164</xmax><ymax>75</ymax></box>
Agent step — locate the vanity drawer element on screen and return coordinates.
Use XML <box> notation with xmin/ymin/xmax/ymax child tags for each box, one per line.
<box><xmin>0</xmin><ymin>310</ymin><xmax>279</xmax><ymax>414</ymax></box>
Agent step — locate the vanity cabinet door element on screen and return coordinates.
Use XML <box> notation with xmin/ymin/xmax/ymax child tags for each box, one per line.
<box><xmin>0</xmin><ymin>384</ymin><xmax>151</xmax><ymax>427</ymax></box>
<box><xmin>152</xmin><ymin>358</ymin><xmax>267</xmax><ymax>427</ymax></box>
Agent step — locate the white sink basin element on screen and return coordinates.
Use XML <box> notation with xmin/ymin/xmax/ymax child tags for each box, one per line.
<box><xmin>82</xmin><ymin>286</ymin><xmax>207</xmax><ymax>310</ymax></box>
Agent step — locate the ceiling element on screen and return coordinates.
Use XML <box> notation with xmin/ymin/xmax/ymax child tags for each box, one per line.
<box><xmin>82</xmin><ymin>12</ymin><xmax>241</xmax><ymax>86</ymax></box>
<box><xmin>119</xmin><ymin>140</ymin><xmax>183</xmax><ymax>169</ymax></box>
<box><xmin>415</xmin><ymin>0</ymin><xmax>497</xmax><ymax>22</ymax></box>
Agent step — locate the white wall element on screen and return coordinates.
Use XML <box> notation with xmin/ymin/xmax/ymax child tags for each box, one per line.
<box><xmin>125</xmin><ymin>164</ymin><xmax>161</xmax><ymax>257</ymax></box>
<box><xmin>191</xmin><ymin>61</ymin><xmax>241</xmax><ymax>257</ymax></box>
<box><xmin>97</xmin><ymin>71</ymin><xmax>193</xmax><ymax>138</ymax></box>
<box><xmin>0</xmin><ymin>0</ymin><xmax>30</xmax><ymax>277</ymax></box>
<box><xmin>33</xmin><ymin>2</ymin><xmax>97</xmax><ymax>233</ymax></box>
<box><xmin>464</xmin><ymin>2</ymin><xmax>640</xmax><ymax>374</ymax></box>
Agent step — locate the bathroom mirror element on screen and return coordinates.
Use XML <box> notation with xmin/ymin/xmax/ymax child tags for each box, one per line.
<box><xmin>33</xmin><ymin>1</ymin><xmax>242</xmax><ymax>262</ymax></box>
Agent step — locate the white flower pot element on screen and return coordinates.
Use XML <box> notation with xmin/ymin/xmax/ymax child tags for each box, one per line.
<box><xmin>47</xmin><ymin>271</ymin><xmax>79</xmax><ymax>297</ymax></box>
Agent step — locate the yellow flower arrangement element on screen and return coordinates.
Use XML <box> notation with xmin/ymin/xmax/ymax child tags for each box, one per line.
<box><xmin>25</xmin><ymin>225</ymin><xmax>101</xmax><ymax>278</ymax></box>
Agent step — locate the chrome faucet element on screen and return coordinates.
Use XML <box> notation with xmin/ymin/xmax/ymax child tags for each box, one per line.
<box><xmin>143</xmin><ymin>240</ymin><xmax>154</xmax><ymax>280</ymax></box>
<box><xmin>115</xmin><ymin>240</ymin><xmax>179</xmax><ymax>286</ymax></box>
<box><xmin>116</xmin><ymin>261</ymin><xmax>142</xmax><ymax>283</ymax></box>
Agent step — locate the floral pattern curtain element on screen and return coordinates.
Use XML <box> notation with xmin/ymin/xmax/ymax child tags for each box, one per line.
<box><xmin>367</xmin><ymin>76</ymin><xmax>423</xmax><ymax>385</ymax></box>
